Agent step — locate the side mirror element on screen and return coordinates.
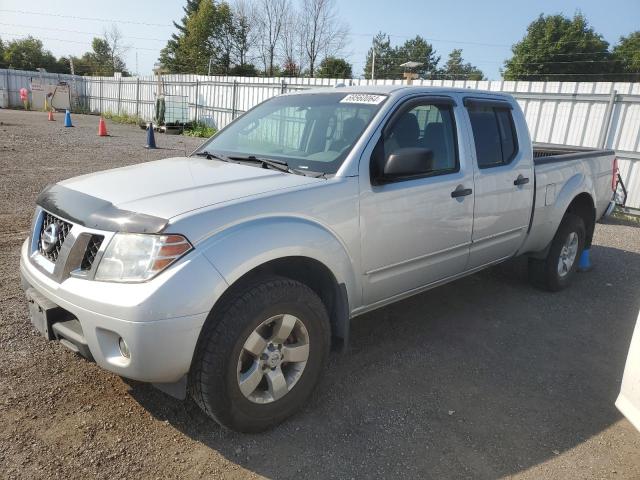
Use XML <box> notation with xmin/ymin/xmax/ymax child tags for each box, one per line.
<box><xmin>381</xmin><ymin>147</ymin><xmax>434</xmax><ymax>181</ymax></box>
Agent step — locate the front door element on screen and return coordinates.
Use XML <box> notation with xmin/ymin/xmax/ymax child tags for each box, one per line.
<box><xmin>359</xmin><ymin>97</ymin><xmax>474</xmax><ymax>305</ymax></box>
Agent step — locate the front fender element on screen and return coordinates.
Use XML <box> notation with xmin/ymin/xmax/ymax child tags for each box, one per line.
<box><xmin>200</xmin><ymin>216</ymin><xmax>360</xmax><ymax>310</ymax></box>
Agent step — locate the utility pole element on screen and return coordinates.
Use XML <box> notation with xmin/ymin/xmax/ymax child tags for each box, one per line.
<box><xmin>208</xmin><ymin>57</ymin><xmax>213</xmax><ymax>77</ymax></box>
<box><xmin>135</xmin><ymin>50</ymin><xmax>139</xmax><ymax>76</ymax></box>
<box><xmin>69</xmin><ymin>57</ymin><xmax>75</xmax><ymax>76</ymax></box>
<box><xmin>371</xmin><ymin>48</ymin><xmax>376</xmax><ymax>81</ymax></box>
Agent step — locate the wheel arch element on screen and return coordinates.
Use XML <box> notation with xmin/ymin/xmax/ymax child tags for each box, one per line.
<box><xmin>565</xmin><ymin>192</ymin><xmax>596</xmax><ymax>248</ymax></box>
<box><xmin>213</xmin><ymin>256</ymin><xmax>349</xmax><ymax>351</ymax></box>
<box><xmin>198</xmin><ymin>217</ymin><xmax>358</xmax><ymax>350</ymax></box>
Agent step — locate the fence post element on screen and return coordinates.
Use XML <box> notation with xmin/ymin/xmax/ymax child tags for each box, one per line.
<box><xmin>99</xmin><ymin>77</ymin><xmax>103</xmax><ymax>114</ymax></box>
<box><xmin>4</xmin><ymin>69</ymin><xmax>9</xmax><ymax>107</ymax></box>
<box><xmin>231</xmin><ymin>80</ymin><xmax>238</xmax><ymax>119</ymax></box>
<box><xmin>135</xmin><ymin>78</ymin><xmax>140</xmax><ymax>119</ymax></box>
<box><xmin>117</xmin><ymin>76</ymin><xmax>122</xmax><ymax>115</ymax></box>
<box><xmin>599</xmin><ymin>88</ymin><xmax>618</xmax><ymax>149</ymax></box>
<box><xmin>194</xmin><ymin>79</ymin><xmax>199</xmax><ymax>123</ymax></box>
<box><xmin>281</xmin><ymin>80</ymin><xmax>286</xmax><ymax>94</ymax></box>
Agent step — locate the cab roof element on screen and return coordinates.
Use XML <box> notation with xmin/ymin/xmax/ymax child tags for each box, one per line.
<box><xmin>292</xmin><ymin>84</ymin><xmax>513</xmax><ymax>100</ymax></box>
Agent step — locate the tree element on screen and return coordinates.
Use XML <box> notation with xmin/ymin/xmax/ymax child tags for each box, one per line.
<box><xmin>363</xmin><ymin>32</ymin><xmax>396</xmax><ymax>79</ymax></box>
<box><xmin>75</xmin><ymin>29</ymin><xmax>129</xmax><ymax>76</ymax></box>
<box><xmin>612</xmin><ymin>32</ymin><xmax>640</xmax><ymax>81</ymax></box>
<box><xmin>214</xmin><ymin>2</ymin><xmax>236</xmax><ymax>73</ymax></box>
<box><xmin>316</xmin><ymin>56</ymin><xmax>352</xmax><ymax>78</ymax></box>
<box><xmin>231</xmin><ymin>0</ymin><xmax>257</xmax><ymax>71</ymax></box>
<box><xmin>300</xmin><ymin>0</ymin><xmax>348</xmax><ymax>76</ymax></box>
<box><xmin>256</xmin><ymin>0</ymin><xmax>288</xmax><ymax>76</ymax></box>
<box><xmin>363</xmin><ymin>33</ymin><xmax>440</xmax><ymax>79</ymax></box>
<box><xmin>503</xmin><ymin>13</ymin><xmax>611</xmax><ymax>81</ymax></box>
<box><xmin>2</xmin><ymin>36</ymin><xmax>62</xmax><ymax>72</ymax></box>
<box><xmin>159</xmin><ymin>0</ymin><xmax>234</xmax><ymax>74</ymax></box>
<box><xmin>393</xmin><ymin>35</ymin><xmax>440</xmax><ymax>78</ymax></box>
<box><xmin>229</xmin><ymin>63</ymin><xmax>258</xmax><ymax>75</ymax></box>
<box><xmin>0</xmin><ymin>37</ymin><xmax>5</xmax><ymax>68</ymax></box>
<box><xmin>280</xmin><ymin>9</ymin><xmax>303</xmax><ymax>76</ymax></box>
<box><xmin>160</xmin><ymin>0</ymin><xmax>202</xmax><ymax>70</ymax></box>
<box><xmin>101</xmin><ymin>26</ymin><xmax>129</xmax><ymax>73</ymax></box>
<box><xmin>439</xmin><ymin>49</ymin><xmax>485</xmax><ymax>80</ymax></box>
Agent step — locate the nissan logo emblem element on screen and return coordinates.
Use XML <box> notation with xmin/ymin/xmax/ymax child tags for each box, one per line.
<box><xmin>41</xmin><ymin>222</ymin><xmax>59</xmax><ymax>253</ymax></box>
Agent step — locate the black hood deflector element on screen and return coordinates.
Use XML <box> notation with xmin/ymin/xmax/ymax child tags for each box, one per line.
<box><xmin>36</xmin><ymin>184</ymin><xmax>168</xmax><ymax>234</ymax></box>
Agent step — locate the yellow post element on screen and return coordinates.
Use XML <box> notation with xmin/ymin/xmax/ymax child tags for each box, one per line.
<box><xmin>403</xmin><ymin>72</ymin><xmax>418</xmax><ymax>85</ymax></box>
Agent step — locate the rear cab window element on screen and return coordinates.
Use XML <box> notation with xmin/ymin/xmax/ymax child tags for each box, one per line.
<box><xmin>465</xmin><ymin>98</ymin><xmax>519</xmax><ymax>169</ymax></box>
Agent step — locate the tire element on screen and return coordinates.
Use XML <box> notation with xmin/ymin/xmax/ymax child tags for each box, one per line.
<box><xmin>189</xmin><ymin>275</ymin><xmax>330</xmax><ymax>432</ymax></box>
<box><xmin>528</xmin><ymin>213</ymin><xmax>586</xmax><ymax>292</ymax></box>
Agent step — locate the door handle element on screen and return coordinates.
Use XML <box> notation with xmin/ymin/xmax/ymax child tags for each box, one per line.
<box><xmin>514</xmin><ymin>175</ymin><xmax>530</xmax><ymax>186</ymax></box>
<box><xmin>451</xmin><ymin>187</ymin><xmax>473</xmax><ymax>198</ymax></box>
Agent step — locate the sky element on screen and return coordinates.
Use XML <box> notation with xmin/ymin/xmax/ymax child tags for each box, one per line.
<box><xmin>0</xmin><ymin>0</ymin><xmax>638</xmax><ymax>79</ymax></box>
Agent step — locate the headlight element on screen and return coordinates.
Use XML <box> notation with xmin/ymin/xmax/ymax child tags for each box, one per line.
<box><xmin>95</xmin><ymin>233</ymin><xmax>192</xmax><ymax>283</ymax></box>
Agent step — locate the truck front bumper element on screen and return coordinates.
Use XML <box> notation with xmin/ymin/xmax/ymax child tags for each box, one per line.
<box><xmin>20</xmin><ymin>239</ymin><xmax>227</xmax><ymax>385</ymax></box>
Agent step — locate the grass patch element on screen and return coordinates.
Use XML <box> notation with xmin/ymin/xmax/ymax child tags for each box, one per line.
<box><xmin>612</xmin><ymin>206</ymin><xmax>640</xmax><ymax>225</ymax></box>
<box><xmin>102</xmin><ymin>111</ymin><xmax>142</xmax><ymax>125</ymax></box>
<box><xmin>183</xmin><ymin>122</ymin><xmax>217</xmax><ymax>138</ymax></box>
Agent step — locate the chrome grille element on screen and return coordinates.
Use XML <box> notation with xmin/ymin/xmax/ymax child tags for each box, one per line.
<box><xmin>81</xmin><ymin>235</ymin><xmax>104</xmax><ymax>271</ymax></box>
<box><xmin>38</xmin><ymin>212</ymin><xmax>73</xmax><ymax>263</ymax></box>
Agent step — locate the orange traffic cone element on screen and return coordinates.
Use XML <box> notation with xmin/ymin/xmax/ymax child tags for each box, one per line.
<box><xmin>48</xmin><ymin>110</ymin><xmax>55</xmax><ymax>121</ymax></box>
<box><xmin>98</xmin><ymin>117</ymin><xmax>108</xmax><ymax>137</ymax></box>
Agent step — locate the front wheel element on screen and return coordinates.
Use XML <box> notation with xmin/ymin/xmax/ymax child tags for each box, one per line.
<box><xmin>528</xmin><ymin>213</ymin><xmax>586</xmax><ymax>292</ymax></box>
<box><xmin>189</xmin><ymin>275</ymin><xmax>330</xmax><ymax>432</ymax></box>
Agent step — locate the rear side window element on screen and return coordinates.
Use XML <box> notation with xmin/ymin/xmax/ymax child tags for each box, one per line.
<box><xmin>467</xmin><ymin>105</ymin><xmax>518</xmax><ymax>168</ymax></box>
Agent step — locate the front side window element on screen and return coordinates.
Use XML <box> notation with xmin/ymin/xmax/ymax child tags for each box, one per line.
<box><xmin>383</xmin><ymin>103</ymin><xmax>458</xmax><ymax>174</ymax></box>
<box><xmin>197</xmin><ymin>93</ymin><xmax>386</xmax><ymax>175</ymax></box>
<box><xmin>467</xmin><ymin>105</ymin><xmax>519</xmax><ymax>168</ymax></box>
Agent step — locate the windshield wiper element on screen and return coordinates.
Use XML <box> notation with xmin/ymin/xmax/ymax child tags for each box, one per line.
<box><xmin>228</xmin><ymin>155</ymin><xmax>293</xmax><ymax>174</ymax></box>
<box><xmin>194</xmin><ymin>150</ymin><xmax>232</xmax><ymax>162</ymax></box>
<box><xmin>195</xmin><ymin>152</ymin><xmax>327</xmax><ymax>178</ymax></box>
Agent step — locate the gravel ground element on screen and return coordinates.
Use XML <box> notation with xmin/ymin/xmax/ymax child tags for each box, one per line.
<box><xmin>1</xmin><ymin>109</ymin><xmax>639</xmax><ymax>479</ymax></box>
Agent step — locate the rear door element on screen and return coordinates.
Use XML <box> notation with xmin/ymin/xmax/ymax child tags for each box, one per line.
<box><xmin>464</xmin><ymin>97</ymin><xmax>534</xmax><ymax>270</ymax></box>
<box><xmin>359</xmin><ymin>96</ymin><xmax>474</xmax><ymax>305</ymax></box>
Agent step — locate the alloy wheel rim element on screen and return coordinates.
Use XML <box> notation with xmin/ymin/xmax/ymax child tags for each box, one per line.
<box><xmin>237</xmin><ymin>314</ymin><xmax>310</xmax><ymax>404</ymax></box>
<box><xmin>557</xmin><ymin>231</ymin><xmax>579</xmax><ymax>277</ymax></box>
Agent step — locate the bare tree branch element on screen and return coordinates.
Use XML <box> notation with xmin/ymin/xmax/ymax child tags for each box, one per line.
<box><xmin>300</xmin><ymin>0</ymin><xmax>349</xmax><ymax>76</ymax></box>
<box><xmin>256</xmin><ymin>0</ymin><xmax>289</xmax><ymax>76</ymax></box>
<box><xmin>103</xmin><ymin>25</ymin><xmax>130</xmax><ymax>73</ymax></box>
<box><xmin>231</xmin><ymin>0</ymin><xmax>259</xmax><ymax>67</ymax></box>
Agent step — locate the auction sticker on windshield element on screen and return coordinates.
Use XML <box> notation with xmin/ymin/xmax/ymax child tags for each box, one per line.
<box><xmin>340</xmin><ymin>94</ymin><xmax>386</xmax><ymax>105</ymax></box>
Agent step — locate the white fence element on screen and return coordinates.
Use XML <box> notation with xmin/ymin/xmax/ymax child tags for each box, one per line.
<box><xmin>1</xmin><ymin>68</ymin><xmax>639</xmax><ymax>209</ymax></box>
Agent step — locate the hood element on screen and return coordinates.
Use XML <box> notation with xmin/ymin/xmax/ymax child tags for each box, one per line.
<box><xmin>59</xmin><ymin>157</ymin><xmax>323</xmax><ymax>219</ymax></box>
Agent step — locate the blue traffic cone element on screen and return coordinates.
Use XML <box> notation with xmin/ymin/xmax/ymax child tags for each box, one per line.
<box><xmin>577</xmin><ymin>248</ymin><xmax>593</xmax><ymax>272</ymax></box>
<box><xmin>64</xmin><ymin>110</ymin><xmax>73</xmax><ymax>127</ymax></box>
<box><xmin>145</xmin><ymin>123</ymin><xmax>157</xmax><ymax>149</ymax></box>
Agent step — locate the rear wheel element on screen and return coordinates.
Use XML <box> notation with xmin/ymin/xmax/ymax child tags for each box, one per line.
<box><xmin>528</xmin><ymin>213</ymin><xmax>586</xmax><ymax>292</ymax></box>
<box><xmin>189</xmin><ymin>275</ymin><xmax>330</xmax><ymax>432</ymax></box>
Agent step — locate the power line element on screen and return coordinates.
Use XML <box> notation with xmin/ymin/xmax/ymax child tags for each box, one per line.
<box><xmin>0</xmin><ymin>22</ymin><xmax>167</xmax><ymax>42</ymax></box>
<box><xmin>353</xmin><ymin>49</ymin><xmax>625</xmax><ymax>59</ymax></box>
<box><xmin>2</xmin><ymin>10</ymin><xmax>631</xmax><ymax>52</ymax></box>
<box><xmin>0</xmin><ymin>32</ymin><xmax>159</xmax><ymax>52</ymax></box>
<box><xmin>350</xmin><ymin>54</ymin><xmax>630</xmax><ymax>67</ymax></box>
<box><xmin>0</xmin><ymin>9</ymin><xmax>172</xmax><ymax>27</ymax></box>
<box><xmin>352</xmin><ymin>31</ymin><xmax>633</xmax><ymax>49</ymax></box>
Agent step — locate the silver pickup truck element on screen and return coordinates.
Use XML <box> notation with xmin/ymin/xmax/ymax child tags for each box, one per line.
<box><xmin>20</xmin><ymin>86</ymin><xmax>617</xmax><ymax>431</ymax></box>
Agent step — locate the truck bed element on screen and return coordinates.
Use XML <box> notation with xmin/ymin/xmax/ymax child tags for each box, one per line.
<box><xmin>518</xmin><ymin>143</ymin><xmax>616</xmax><ymax>256</ymax></box>
<box><xmin>533</xmin><ymin>143</ymin><xmax>616</xmax><ymax>165</ymax></box>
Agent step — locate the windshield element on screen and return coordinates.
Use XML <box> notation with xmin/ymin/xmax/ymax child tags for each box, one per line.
<box><xmin>196</xmin><ymin>92</ymin><xmax>387</xmax><ymax>174</ymax></box>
